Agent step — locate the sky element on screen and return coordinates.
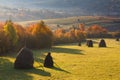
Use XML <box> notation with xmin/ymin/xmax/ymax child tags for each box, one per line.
<box><xmin>0</xmin><ymin>0</ymin><xmax>119</xmax><ymax>9</ymax></box>
<box><xmin>0</xmin><ymin>0</ymin><xmax>120</xmax><ymax>21</ymax></box>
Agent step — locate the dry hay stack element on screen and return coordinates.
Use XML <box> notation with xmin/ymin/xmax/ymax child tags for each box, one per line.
<box><xmin>116</xmin><ymin>38</ymin><xmax>119</xmax><ymax>41</ymax></box>
<box><xmin>99</xmin><ymin>39</ymin><xmax>107</xmax><ymax>47</ymax></box>
<box><xmin>44</xmin><ymin>52</ymin><xmax>53</xmax><ymax>68</ymax></box>
<box><xmin>78</xmin><ymin>42</ymin><xmax>81</xmax><ymax>46</ymax></box>
<box><xmin>87</xmin><ymin>40</ymin><xmax>93</xmax><ymax>47</ymax></box>
<box><xmin>14</xmin><ymin>47</ymin><xmax>34</xmax><ymax>69</ymax></box>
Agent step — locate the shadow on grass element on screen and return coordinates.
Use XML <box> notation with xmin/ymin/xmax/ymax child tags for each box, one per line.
<box><xmin>17</xmin><ymin>68</ymin><xmax>51</xmax><ymax>77</ymax></box>
<box><xmin>0</xmin><ymin>58</ymin><xmax>51</xmax><ymax>80</ymax></box>
<box><xmin>98</xmin><ymin>47</ymin><xmax>114</xmax><ymax>48</ymax></box>
<box><xmin>46</xmin><ymin>66</ymin><xmax>71</xmax><ymax>74</ymax></box>
<box><xmin>51</xmin><ymin>47</ymin><xmax>84</xmax><ymax>55</ymax></box>
<box><xmin>52</xmin><ymin>66</ymin><xmax>71</xmax><ymax>74</ymax></box>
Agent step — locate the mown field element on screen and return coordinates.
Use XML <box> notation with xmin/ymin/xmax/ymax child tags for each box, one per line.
<box><xmin>0</xmin><ymin>39</ymin><xmax>120</xmax><ymax>80</ymax></box>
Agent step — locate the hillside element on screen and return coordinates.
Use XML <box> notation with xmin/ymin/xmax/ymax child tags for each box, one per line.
<box><xmin>17</xmin><ymin>16</ymin><xmax>120</xmax><ymax>32</ymax></box>
<box><xmin>0</xmin><ymin>39</ymin><xmax>120</xmax><ymax>80</ymax></box>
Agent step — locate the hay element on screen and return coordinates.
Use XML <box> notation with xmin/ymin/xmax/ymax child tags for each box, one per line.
<box><xmin>14</xmin><ymin>47</ymin><xmax>34</xmax><ymax>69</ymax></box>
<box><xmin>44</xmin><ymin>52</ymin><xmax>53</xmax><ymax>68</ymax></box>
<box><xmin>78</xmin><ymin>42</ymin><xmax>81</xmax><ymax>46</ymax></box>
<box><xmin>99</xmin><ymin>39</ymin><xmax>107</xmax><ymax>47</ymax></box>
<box><xmin>116</xmin><ymin>38</ymin><xmax>119</xmax><ymax>41</ymax></box>
<box><xmin>87</xmin><ymin>40</ymin><xmax>93</xmax><ymax>47</ymax></box>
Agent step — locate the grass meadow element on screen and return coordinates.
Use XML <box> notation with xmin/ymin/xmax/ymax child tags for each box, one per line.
<box><xmin>0</xmin><ymin>39</ymin><xmax>120</xmax><ymax>80</ymax></box>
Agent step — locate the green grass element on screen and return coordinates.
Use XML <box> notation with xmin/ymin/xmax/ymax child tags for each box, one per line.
<box><xmin>0</xmin><ymin>39</ymin><xmax>120</xmax><ymax>80</ymax></box>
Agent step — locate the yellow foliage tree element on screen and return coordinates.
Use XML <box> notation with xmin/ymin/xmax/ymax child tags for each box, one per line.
<box><xmin>4</xmin><ymin>20</ymin><xmax>18</xmax><ymax>46</ymax></box>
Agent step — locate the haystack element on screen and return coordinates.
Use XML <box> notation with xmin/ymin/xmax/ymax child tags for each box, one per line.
<box><xmin>14</xmin><ymin>47</ymin><xmax>34</xmax><ymax>69</ymax></box>
<box><xmin>78</xmin><ymin>42</ymin><xmax>81</xmax><ymax>46</ymax></box>
<box><xmin>116</xmin><ymin>38</ymin><xmax>119</xmax><ymax>41</ymax></box>
<box><xmin>99</xmin><ymin>39</ymin><xmax>106</xmax><ymax>47</ymax></box>
<box><xmin>44</xmin><ymin>52</ymin><xmax>53</xmax><ymax>68</ymax></box>
<box><xmin>87</xmin><ymin>40</ymin><xmax>93</xmax><ymax>47</ymax></box>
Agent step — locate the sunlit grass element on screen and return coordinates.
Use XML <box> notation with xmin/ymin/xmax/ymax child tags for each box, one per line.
<box><xmin>0</xmin><ymin>39</ymin><xmax>120</xmax><ymax>80</ymax></box>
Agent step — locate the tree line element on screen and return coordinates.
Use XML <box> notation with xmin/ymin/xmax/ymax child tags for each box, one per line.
<box><xmin>53</xmin><ymin>23</ymin><xmax>119</xmax><ymax>44</ymax></box>
<box><xmin>0</xmin><ymin>20</ymin><xmax>53</xmax><ymax>55</ymax></box>
<box><xmin>0</xmin><ymin>20</ymin><xmax>119</xmax><ymax>55</ymax></box>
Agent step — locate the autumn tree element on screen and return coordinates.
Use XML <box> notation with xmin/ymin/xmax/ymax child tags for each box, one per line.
<box><xmin>4</xmin><ymin>20</ymin><xmax>18</xmax><ymax>47</ymax></box>
<box><xmin>0</xmin><ymin>30</ymin><xmax>11</xmax><ymax>55</ymax></box>
<box><xmin>75</xmin><ymin>30</ymin><xmax>86</xmax><ymax>42</ymax></box>
<box><xmin>54</xmin><ymin>28</ymin><xmax>65</xmax><ymax>39</ymax></box>
<box><xmin>27</xmin><ymin>21</ymin><xmax>53</xmax><ymax>49</ymax></box>
<box><xmin>79</xmin><ymin>23</ymin><xmax>85</xmax><ymax>31</ymax></box>
<box><xmin>53</xmin><ymin>26</ymin><xmax>86</xmax><ymax>44</ymax></box>
<box><xmin>68</xmin><ymin>29</ymin><xmax>76</xmax><ymax>41</ymax></box>
<box><xmin>14</xmin><ymin>24</ymin><xmax>27</xmax><ymax>47</ymax></box>
<box><xmin>86</xmin><ymin>24</ymin><xmax>108</xmax><ymax>38</ymax></box>
<box><xmin>0</xmin><ymin>22</ymin><xmax>4</xmax><ymax>29</ymax></box>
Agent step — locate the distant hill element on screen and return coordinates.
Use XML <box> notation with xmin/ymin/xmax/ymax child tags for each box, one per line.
<box><xmin>17</xmin><ymin>16</ymin><xmax>120</xmax><ymax>32</ymax></box>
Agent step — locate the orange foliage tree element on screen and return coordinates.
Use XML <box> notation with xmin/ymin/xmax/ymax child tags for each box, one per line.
<box><xmin>27</xmin><ymin>21</ymin><xmax>53</xmax><ymax>49</ymax></box>
<box><xmin>75</xmin><ymin>30</ymin><xmax>86</xmax><ymax>42</ymax></box>
<box><xmin>86</xmin><ymin>24</ymin><xmax>108</xmax><ymax>38</ymax></box>
<box><xmin>79</xmin><ymin>23</ymin><xmax>85</xmax><ymax>31</ymax></box>
<box><xmin>53</xmin><ymin>26</ymin><xmax>86</xmax><ymax>44</ymax></box>
<box><xmin>53</xmin><ymin>28</ymin><xmax>67</xmax><ymax>44</ymax></box>
<box><xmin>14</xmin><ymin>24</ymin><xmax>27</xmax><ymax>47</ymax></box>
